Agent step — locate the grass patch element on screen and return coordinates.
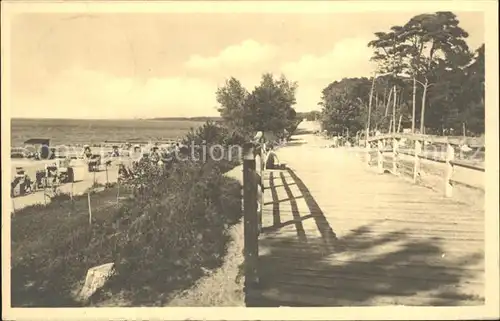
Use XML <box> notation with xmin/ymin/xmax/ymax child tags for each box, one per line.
<box><xmin>11</xmin><ymin>186</ymin><xmax>127</xmax><ymax>306</ymax></box>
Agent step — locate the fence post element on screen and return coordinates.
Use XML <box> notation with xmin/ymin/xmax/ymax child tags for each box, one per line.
<box><xmin>365</xmin><ymin>138</ymin><xmax>371</xmax><ymax>165</ymax></box>
<box><xmin>255</xmin><ymin>146</ymin><xmax>263</xmax><ymax>234</ymax></box>
<box><xmin>45</xmin><ymin>165</ymin><xmax>49</xmax><ymax>190</ymax></box>
<box><xmin>105</xmin><ymin>164</ymin><xmax>109</xmax><ymax>185</ymax></box>
<box><xmin>116</xmin><ymin>179</ymin><xmax>120</xmax><ymax>205</ymax></box>
<box><xmin>87</xmin><ymin>191</ymin><xmax>92</xmax><ymax>225</ymax></box>
<box><xmin>259</xmin><ymin>144</ymin><xmax>265</xmax><ymax>232</ymax></box>
<box><xmin>243</xmin><ymin>142</ymin><xmax>259</xmax><ymax>291</ymax></box>
<box><xmin>445</xmin><ymin>142</ymin><xmax>455</xmax><ymax>197</ymax></box>
<box><xmin>377</xmin><ymin>139</ymin><xmax>384</xmax><ymax>173</ymax></box>
<box><xmin>392</xmin><ymin>137</ymin><xmax>399</xmax><ymax>174</ymax></box>
<box><xmin>414</xmin><ymin>140</ymin><xmax>422</xmax><ymax>183</ymax></box>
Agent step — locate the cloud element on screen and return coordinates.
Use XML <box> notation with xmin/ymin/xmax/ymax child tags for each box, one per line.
<box><xmin>11</xmin><ymin>67</ymin><xmax>219</xmax><ymax>119</ymax></box>
<box><xmin>11</xmin><ymin>38</ymin><xmax>380</xmax><ymax>118</ymax></box>
<box><xmin>185</xmin><ymin>39</ymin><xmax>277</xmax><ymax>71</ymax></box>
<box><xmin>281</xmin><ymin>37</ymin><xmax>377</xmax><ymax>82</ymax></box>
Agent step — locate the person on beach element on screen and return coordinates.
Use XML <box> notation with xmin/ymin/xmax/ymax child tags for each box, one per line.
<box><xmin>82</xmin><ymin>145</ymin><xmax>92</xmax><ymax>159</ymax></box>
<box><xmin>265</xmin><ymin>144</ymin><xmax>281</xmax><ymax>170</ymax></box>
<box><xmin>150</xmin><ymin>146</ymin><xmax>161</xmax><ymax>164</ymax></box>
<box><xmin>112</xmin><ymin>145</ymin><xmax>120</xmax><ymax>157</ymax></box>
<box><xmin>332</xmin><ymin>136</ymin><xmax>338</xmax><ymax>148</ymax></box>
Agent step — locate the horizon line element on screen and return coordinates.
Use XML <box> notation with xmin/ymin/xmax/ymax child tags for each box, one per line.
<box><xmin>10</xmin><ymin>111</ymin><xmax>318</xmax><ymax>121</ymax></box>
<box><xmin>10</xmin><ymin>116</ymin><xmax>223</xmax><ymax>121</ymax></box>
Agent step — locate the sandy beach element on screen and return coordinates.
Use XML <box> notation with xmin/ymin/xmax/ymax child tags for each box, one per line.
<box><xmin>10</xmin><ymin>159</ymin><xmax>120</xmax><ymax>212</ymax></box>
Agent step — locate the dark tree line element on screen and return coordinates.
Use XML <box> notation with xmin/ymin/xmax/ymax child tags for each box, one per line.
<box><xmin>319</xmin><ymin>12</ymin><xmax>485</xmax><ymax>137</ymax></box>
<box><xmin>297</xmin><ymin>111</ymin><xmax>321</xmax><ymax>121</ymax></box>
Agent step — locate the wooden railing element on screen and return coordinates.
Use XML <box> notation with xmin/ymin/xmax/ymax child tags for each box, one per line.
<box><xmin>242</xmin><ymin>141</ymin><xmax>266</xmax><ymax>294</ymax></box>
<box><xmin>364</xmin><ymin>133</ymin><xmax>485</xmax><ymax>197</ymax></box>
<box><xmin>241</xmin><ymin>131</ymin><xmax>485</xmax><ymax>303</ymax></box>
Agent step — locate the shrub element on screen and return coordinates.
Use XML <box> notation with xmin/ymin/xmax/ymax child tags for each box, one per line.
<box><xmin>50</xmin><ymin>191</ymin><xmax>72</xmax><ymax>202</ymax></box>
<box><xmin>94</xmin><ymin>159</ymin><xmax>242</xmax><ymax>305</ymax></box>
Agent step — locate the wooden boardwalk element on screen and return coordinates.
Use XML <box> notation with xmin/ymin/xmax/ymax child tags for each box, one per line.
<box><xmin>246</xmin><ymin>129</ymin><xmax>484</xmax><ymax>306</ymax></box>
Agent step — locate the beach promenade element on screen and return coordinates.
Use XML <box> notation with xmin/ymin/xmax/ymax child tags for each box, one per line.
<box><xmin>245</xmin><ymin>122</ymin><xmax>484</xmax><ymax>306</ymax></box>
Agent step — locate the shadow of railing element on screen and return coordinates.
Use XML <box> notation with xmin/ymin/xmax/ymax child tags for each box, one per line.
<box><xmin>286</xmin><ymin>167</ymin><xmax>338</xmax><ymax>249</ymax></box>
<box><xmin>255</xmin><ymin>226</ymin><xmax>483</xmax><ymax>306</ymax></box>
<box><xmin>293</xmin><ymin>128</ymin><xmax>314</xmax><ymax>136</ymax></box>
<box><xmin>284</xmin><ymin>141</ymin><xmax>308</xmax><ymax>147</ymax></box>
<box><xmin>249</xmin><ymin>167</ymin><xmax>484</xmax><ymax>307</ymax></box>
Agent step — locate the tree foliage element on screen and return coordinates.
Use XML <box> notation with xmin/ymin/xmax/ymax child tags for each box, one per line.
<box><xmin>320</xmin><ymin>11</ymin><xmax>484</xmax><ymax>137</ymax></box>
<box><xmin>319</xmin><ymin>78</ymin><xmax>372</xmax><ymax>135</ymax></box>
<box><xmin>216</xmin><ymin>77</ymin><xmax>249</xmax><ymax>133</ymax></box>
<box><xmin>216</xmin><ymin>73</ymin><xmax>300</xmax><ymax>139</ymax></box>
<box><xmin>298</xmin><ymin>111</ymin><xmax>321</xmax><ymax>121</ymax></box>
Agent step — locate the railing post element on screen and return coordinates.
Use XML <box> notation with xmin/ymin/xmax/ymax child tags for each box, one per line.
<box><xmin>377</xmin><ymin>139</ymin><xmax>384</xmax><ymax>173</ymax></box>
<box><xmin>413</xmin><ymin>140</ymin><xmax>422</xmax><ymax>183</ymax></box>
<box><xmin>392</xmin><ymin>137</ymin><xmax>399</xmax><ymax>174</ymax></box>
<box><xmin>445</xmin><ymin>142</ymin><xmax>455</xmax><ymax>197</ymax></box>
<box><xmin>365</xmin><ymin>138</ymin><xmax>371</xmax><ymax>165</ymax></box>
<box><xmin>259</xmin><ymin>145</ymin><xmax>265</xmax><ymax>231</ymax></box>
<box><xmin>243</xmin><ymin>142</ymin><xmax>259</xmax><ymax>290</ymax></box>
<box><xmin>255</xmin><ymin>145</ymin><xmax>263</xmax><ymax>233</ymax></box>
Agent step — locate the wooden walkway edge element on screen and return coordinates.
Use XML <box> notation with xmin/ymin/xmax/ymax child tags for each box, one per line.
<box><xmin>244</xmin><ymin>125</ymin><xmax>484</xmax><ymax>307</ymax></box>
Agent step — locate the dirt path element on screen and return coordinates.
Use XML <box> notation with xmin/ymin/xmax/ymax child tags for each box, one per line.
<box><xmin>165</xmin><ymin>122</ymin><xmax>324</xmax><ymax>306</ymax></box>
<box><xmin>166</xmin><ymin>165</ymin><xmax>246</xmax><ymax>306</ymax></box>
<box><xmin>165</xmin><ymin>122</ymin><xmax>326</xmax><ymax>306</ymax></box>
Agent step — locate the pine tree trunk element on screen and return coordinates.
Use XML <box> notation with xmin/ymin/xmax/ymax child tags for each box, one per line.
<box><xmin>385</xmin><ymin>87</ymin><xmax>393</xmax><ymax>117</ymax></box>
<box><xmin>420</xmin><ymin>79</ymin><xmax>428</xmax><ymax>134</ymax></box>
<box><xmin>412</xmin><ymin>77</ymin><xmax>416</xmax><ymax>133</ymax></box>
<box><xmin>367</xmin><ymin>75</ymin><xmax>376</xmax><ymax>138</ymax></box>
<box><xmin>392</xmin><ymin>85</ymin><xmax>397</xmax><ymax>134</ymax></box>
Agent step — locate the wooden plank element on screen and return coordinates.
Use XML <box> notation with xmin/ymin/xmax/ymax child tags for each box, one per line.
<box><xmin>261</xmin><ymin>208</ymin><xmax>484</xmax><ymax>221</ymax></box>
<box><xmin>259</xmin><ymin>214</ymin><xmax>484</xmax><ymax>233</ymax></box>
<box><xmin>260</xmin><ymin>228</ymin><xmax>484</xmax><ymax>242</ymax></box>
<box><xmin>248</xmin><ymin>283</ymin><xmax>484</xmax><ymax>307</ymax></box>
<box><xmin>451</xmin><ymin>160</ymin><xmax>485</xmax><ymax>172</ymax></box>
<box><xmin>366</xmin><ymin>133</ymin><xmax>485</xmax><ymax>148</ymax></box>
<box><xmin>257</xmin><ymin>272</ymin><xmax>483</xmax><ymax>296</ymax></box>
<box><xmin>262</xmin><ymin>207</ymin><xmax>484</xmax><ymax>224</ymax></box>
<box><xmin>253</xmin><ymin>127</ymin><xmax>485</xmax><ymax>307</ymax></box>
<box><xmin>266</xmin><ymin>217</ymin><xmax>481</xmax><ymax>235</ymax></box>
<box><xmin>258</xmin><ymin>259</ymin><xmax>484</xmax><ymax>275</ymax></box>
<box><xmin>258</xmin><ymin>239</ymin><xmax>485</xmax><ymax>265</ymax></box>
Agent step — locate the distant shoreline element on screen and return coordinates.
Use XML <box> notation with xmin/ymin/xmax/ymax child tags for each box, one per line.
<box><xmin>11</xmin><ymin>116</ymin><xmax>222</xmax><ymax>122</ymax></box>
<box><xmin>10</xmin><ymin>118</ymin><xmax>207</xmax><ymax>147</ymax></box>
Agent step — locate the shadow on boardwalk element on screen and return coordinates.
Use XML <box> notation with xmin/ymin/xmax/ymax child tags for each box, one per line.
<box><xmin>249</xmin><ymin>167</ymin><xmax>484</xmax><ymax>307</ymax></box>
<box><xmin>293</xmin><ymin>128</ymin><xmax>314</xmax><ymax>136</ymax></box>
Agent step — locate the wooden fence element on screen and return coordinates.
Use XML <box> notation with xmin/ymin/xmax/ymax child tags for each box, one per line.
<box><xmin>242</xmin><ymin>141</ymin><xmax>266</xmax><ymax>295</ymax></box>
<box><xmin>364</xmin><ymin>133</ymin><xmax>485</xmax><ymax>198</ymax></box>
<box><xmin>240</xmin><ymin>131</ymin><xmax>485</xmax><ymax>302</ymax></box>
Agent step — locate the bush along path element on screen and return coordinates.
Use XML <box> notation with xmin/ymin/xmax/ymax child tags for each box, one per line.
<box><xmin>165</xmin><ymin>164</ymin><xmax>246</xmax><ymax>306</ymax></box>
<box><xmin>87</xmin><ymin>159</ymin><xmax>244</xmax><ymax>306</ymax></box>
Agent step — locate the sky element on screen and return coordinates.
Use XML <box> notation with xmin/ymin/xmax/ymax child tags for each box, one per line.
<box><xmin>9</xmin><ymin>11</ymin><xmax>484</xmax><ymax>119</ymax></box>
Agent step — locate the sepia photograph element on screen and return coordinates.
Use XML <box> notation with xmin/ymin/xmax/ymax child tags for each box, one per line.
<box><xmin>2</xmin><ymin>1</ymin><xmax>499</xmax><ymax>320</ymax></box>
